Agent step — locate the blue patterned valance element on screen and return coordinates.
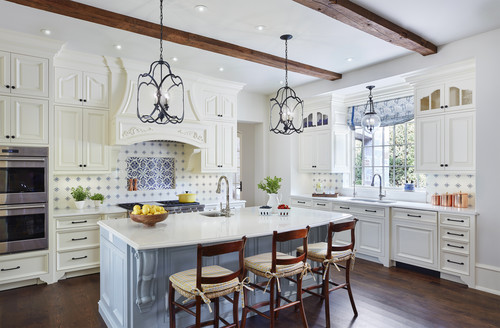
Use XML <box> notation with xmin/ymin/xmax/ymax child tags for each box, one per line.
<box><xmin>347</xmin><ymin>96</ymin><xmax>414</xmax><ymax>130</ymax></box>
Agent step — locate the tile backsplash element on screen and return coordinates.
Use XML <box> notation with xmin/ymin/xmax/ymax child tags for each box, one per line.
<box><xmin>126</xmin><ymin>157</ymin><xmax>175</xmax><ymax>190</ymax></box>
<box><xmin>424</xmin><ymin>173</ymin><xmax>475</xmax><ymax>206</ymax></box>
<box><xmin>53</xmin><ymin>141</ymin><xmax>231</xmax><ymax>209</ymax></box>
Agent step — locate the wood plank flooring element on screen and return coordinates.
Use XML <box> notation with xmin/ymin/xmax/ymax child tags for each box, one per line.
<box><xmin>1</xmin><ymin>259</ymin><xmax>499</xmax><ymax>327</ymax></box>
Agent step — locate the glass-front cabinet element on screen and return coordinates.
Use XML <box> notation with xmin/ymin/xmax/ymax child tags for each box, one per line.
<box><xmin>416</xmin><ymin>78</ymin><xmax>474</xmax><ymax>116</ymax></box>
<box><xmin>303</xmin><ymin>110</ymin><xmax>329</xmax><ymax>129</ymax></box>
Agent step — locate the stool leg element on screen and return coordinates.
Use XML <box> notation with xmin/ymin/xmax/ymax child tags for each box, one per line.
<box><xmin>323</xmin><ymin>264</ymin><xmax>331</xmax><ymax>328</ymax></box>
<box><xmin>233</xmin><ymin>291</ymin><xmax>240</xmax><ymax>328</ymax></box>
<box><xmin>241</xmin><ymin>284</ymin><xmax>249</xmax><ymax>328</ymax></box>
<box><xmin>214</xmin><ymin>297</ymin><xmax>220</xmax><ymax>328</ymax></box>
<box><xmin>346</xmin><ymin>259</ymin><xmax>358</xmax><ymax>317</ymax></box>
<box><xmin>168</xmin><ymin>281</ymin><xmax>176</xmax><ymax>328</ymax></box>
<box><xmin>276</xmin><ymin>281</ymin><xmax>281</xmax><ymax>319</ymax></box>
<box><xmin>196</xmin><ymin>296</ymin><xmax>202</xmax><ymax>327</ymax></box>
<box><xmin>270</xmin><ymin>277</ymin><xmax>276</xmax><ymax>328</ymax></box>
<box><xmin>297</xmin><ymin>273</ymin><xmax>309</xmax><ymax>328</ymax></box>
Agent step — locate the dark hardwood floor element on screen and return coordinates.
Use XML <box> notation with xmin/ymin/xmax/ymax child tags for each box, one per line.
<box><xmin>1</xmin><ymin>259</ymin><xmax>499</xmax><ymax>328</ymax></box>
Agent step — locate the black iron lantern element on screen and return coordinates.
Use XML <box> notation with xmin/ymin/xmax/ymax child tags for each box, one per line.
<box><xmin>361</xmin><ymin>85</ymin><xmax>381</xmax><ymax>133</ymax></box>
<box><xmin>270</xmin><ymin>34</ymin><xmax>304</xmax><ymax>135</ymax></box>
<box><xmin>137</xmin><ymin>0</ymin><xmax>184</xmax><ymax>124</ymax></box>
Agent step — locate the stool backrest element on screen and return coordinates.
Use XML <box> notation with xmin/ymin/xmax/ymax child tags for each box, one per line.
<box><xmin>196</xmin><ymin>236</ymin><xmax>247</xmax><ymax>287</ymax></box>
<box><xmin>326</xmin><ymin>218</ymin><xmax>358</xmax><ymax>258</ymax></box>
<box><xmin>272</xmin><ymin>226</ymin><xmax>310</xmax><ymax>273</ymax></box>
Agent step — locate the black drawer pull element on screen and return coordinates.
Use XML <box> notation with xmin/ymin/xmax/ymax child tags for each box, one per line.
<box><xmin>298</xmin><ymin>201</ymin><xmax>306</xmax><ymax>204</ymax></box>
<box><xmin>365</xmin><ymin>209</ymin><xmax>377</xmax><ymax>213</ymax></box>
<box><xmin>447</xmin><ymin>259</ymin><xmax>464</xmax><ymax>266</ymax></box>
<box><xmin>339</xmin><ymin>206</ymin><xmax>350</xmax><ymax>210</ymax></box>
<box><xmin>447</xmin><ymin>232</ymin><xmax>464</xmax><ymax>237</ymax></box>
<box><xmin>71</xmin><ymin>220</ymin><xmax>88</xmax><ymax>224</ymax></box>
<box><xmin>72</xmin><ymin>256</ymin><xmax>88</xmax><ymax>261</ymax></box>
<box><xmin>1</xmin><ymin>266</ymin><xmax>20</xmax><ymax>272</ymax></box>
<box><xmin>407</xmin><ymin>214</ymin><xmax>422</xmax><ymax>218</ymax></box>
<box><xmin>447</xmin><ymin>218</ymin><xmax>465</xmax><ymax>223</ymax></box>
<box><xmin>317</xmin><ymin>203</ymin><xmax>326</xmax><ymax>206</ymax></box>
<box><xmin>447</xmin><ymin>243</ymin><xmax>465</xmax><ymax>249</ymax></box>
<box><xmin>71</xmin><ymin>237</ymin><xmax>88</xmax><ymax>241</ymax></box>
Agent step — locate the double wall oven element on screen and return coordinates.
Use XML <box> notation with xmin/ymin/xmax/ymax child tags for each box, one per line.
<box><xmin>0</xmin><ymin>146</ymin><xmax>48</xmax><ymax>254</ymax></box>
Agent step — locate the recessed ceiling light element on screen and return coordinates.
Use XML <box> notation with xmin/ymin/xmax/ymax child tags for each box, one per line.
<box><xmin>40</xmin><ymin>29</ymin><xmax>51</xmax><ymax>36</ymax></box>
<box><xmin>346</xmin><ymin>57</ymin><xmax>353</xmax><ymax>62</ymax></box>
<box><xmin>255</xmin><ymin>25</ymin><xmax>266</xmax><ymax>31</ymax></box>
<box><xmin>218</xmin><ymin>67</ymin><xmax>224</xmax><ymax>72</ymax></box>
<box><xmin>114</xmin><ymin>44</ymin><xmax>122</xmax><ymax>50</ymax></box>
<box><xmin>171</xmin><ymin>57</ymin><xmax>178</xmax><ymax>62</ymax></box>
<box><xmin>194</xmin><ymin>5</ymin><xmax>207</xmax><ymax>12</ymax></box>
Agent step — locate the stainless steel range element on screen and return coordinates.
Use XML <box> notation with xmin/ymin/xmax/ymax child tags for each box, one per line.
<box><xmin>118</xmin><ymin>200</ymin><xmax>205</xmax><ymax>214</ymax></box>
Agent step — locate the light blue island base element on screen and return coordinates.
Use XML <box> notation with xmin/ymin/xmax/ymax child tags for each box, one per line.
<box><xmin>98</xmin><ymin>207</ymin><xmax>352</xmax><ymax>328</ymax></box>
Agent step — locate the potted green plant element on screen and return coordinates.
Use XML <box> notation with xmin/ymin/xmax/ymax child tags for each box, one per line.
<box><xmin>90</xmin><ymin>193</ymin><xmax>105</xmax><ymax>207</ymax></box>
<box><xmin>257</xmin><ymin>176</ymin><xmax>282</xmax><ymax>210</ymax></box>
<box><xmin>71</xmin><ymin>186</ymin><xmax>90</xmax><ymax>209</ymax></box>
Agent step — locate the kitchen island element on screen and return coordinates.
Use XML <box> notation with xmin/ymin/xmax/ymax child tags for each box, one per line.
<box><xmin>97</xmin><ymin>207</ymin><xmax>352</xmax><ymax>328</ymax></box>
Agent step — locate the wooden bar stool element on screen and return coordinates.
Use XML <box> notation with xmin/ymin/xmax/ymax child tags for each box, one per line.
<box><xmin>241</xmin><ymin>226</ymin><xmax>311</xmax><ymax>328</ymax></box>
<box><xmin>296</xmin><ymin>219</ymin><xmax>358</xmax><ymax>328</ymax></box>
<box><xmin>168</xmin><ymin>236</ymin><xmax>248</xmax><ymax>328</ymax></box>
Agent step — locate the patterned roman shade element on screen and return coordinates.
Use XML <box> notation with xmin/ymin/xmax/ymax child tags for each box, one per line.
<box><xmin>347</xmin><ymin>96</ymin><xmax>414</xmax><ymax>130</ymax></box>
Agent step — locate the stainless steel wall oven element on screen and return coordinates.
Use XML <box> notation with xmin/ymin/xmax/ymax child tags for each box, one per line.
<box><xmin>0</xmin><ymin>146</ymin><xmax>48</xmax><ymax>254</ymax></box>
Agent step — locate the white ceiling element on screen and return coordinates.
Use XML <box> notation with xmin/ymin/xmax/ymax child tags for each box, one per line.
<box><xmin>1</xmin><ymin>0</ymin><xmax>499</xmax><ymax>94</ymax></box>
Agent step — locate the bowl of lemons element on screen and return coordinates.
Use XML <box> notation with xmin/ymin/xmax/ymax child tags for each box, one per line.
<box><xmin>130</xmin><ymin>204</ymin><xmax>168</xmax><ymax>226</ymax></box>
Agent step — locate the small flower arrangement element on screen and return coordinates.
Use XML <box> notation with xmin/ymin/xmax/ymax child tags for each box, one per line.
<box><xmin>257</xmin><ymin>176</ymin><xmax>282</xmax><ymax>194</ymax></box>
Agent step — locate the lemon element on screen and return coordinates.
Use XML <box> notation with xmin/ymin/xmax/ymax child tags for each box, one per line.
<box><xmin>133</xmin><ymin>205</ymin><xmax>141</xmax><ymax>212</ymax></box>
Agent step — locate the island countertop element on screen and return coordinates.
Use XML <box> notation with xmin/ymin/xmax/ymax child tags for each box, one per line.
<box><xmin>98</xmin><ymin>206</ymin><xmax>352</xmax><ymax>251</ymax></box>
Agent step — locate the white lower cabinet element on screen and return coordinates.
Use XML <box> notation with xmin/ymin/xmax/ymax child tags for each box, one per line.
<box><xmin>0</xmin><ymin>251</ymin><xmax>49</xmax><ymax>287</ymax></box>
<box><xmin>290</xmin><ymin>197</ymin><xmax>312</xmax><ymax>208</ymax></box>
<box><xmin>391</xmin><ymin>208</ymin><xmax>438</xmax><ymax>270</ymax></box>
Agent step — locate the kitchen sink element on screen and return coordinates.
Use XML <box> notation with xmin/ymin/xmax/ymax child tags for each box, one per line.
<box><xmin>348</xmin><ymin>198</ymin><xmax>396</xmax><ymax>204</ymax></box>
<box><xmin>199</xmin><ymin>211</ymin><xmax>228</xmax><ymax>217</ymax></box>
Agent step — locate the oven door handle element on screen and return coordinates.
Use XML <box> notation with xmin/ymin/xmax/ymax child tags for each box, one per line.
<box><xmin>0</xmin><ymin>204</ymin><xmax>46</xmax><ymax>210</ymax></box>
<box><xmin>0</xmin><ymin>157</ymin><xmax>46</xmax><ymax>162</ymax></box>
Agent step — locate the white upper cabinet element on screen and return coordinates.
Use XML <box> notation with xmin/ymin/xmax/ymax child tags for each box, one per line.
<box><xmin>0</xmin><ymin>51</ymin><xmax>49</xmax><ymax>98</ymax></box>
<box><xmin>55</xmin><ymin>67</ymin><xmax>109</xmax><ymax>108</ymax></box>
<box><xmin>0</xmin><ymin>95</ymin><xmax>48</xmax><ymax>144</ymax></box>
<box><xmin>415</xmin><ymin>79</ymin><xmax>474</xmax><ymax>116</ymax></box>
<box><xmin>416</xmin><ymin>111</ymin><xmax>475</xmax><ymax>172</ymax></box>
<box><xmin>55</xmin><ymin>106</ymin><xmax>109</xmax><ymax>172</ymax></box>
<box><xmin>202</xmin><ymin>90</ymin><xmax>236</xmax><ymax>120</ymax></box>
<box><xmin>201</xmin><ymin>122</ymin><xmax>236</xmax><ymax>172</ymax></box>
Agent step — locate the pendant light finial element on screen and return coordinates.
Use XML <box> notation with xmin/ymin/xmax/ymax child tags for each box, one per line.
<box><xmin>361</xmin><ymin>85</ymin><xmax>381</xmax><ymax>134</ymax></box>
<box><xmin>137</xmin><ymin>0</ymin><xmax>185</xmax><ymax>125</ymax></box>
<box><xmin>270</xmin><ymin>34</ymin><xmax>304</xmax><ymax>135</ymax></box>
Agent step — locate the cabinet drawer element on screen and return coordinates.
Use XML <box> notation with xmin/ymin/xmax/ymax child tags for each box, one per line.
<box><xmin>333</xmin><ymin>203</ymin><xmax>356</xmax><ymax>213</ymax></box>
<box><xmin>441</xmin><ymin>227</ymin><xmax>469</xmax><ymax>242</ymax></box>
<box><xmin>0</xmin><ymin>254</ymin><xmax>48</xmax><ymax>282</ymax></box>
<box><xmin>291</xmin><ymin>199</ymin><xmax>312</xmax><ymax>208</ymax></box>
<box><xmin>105</xmin><ymin>212</ymin><xmax>128</xmax><ymax>220</ymax></box>
<box><xmin>358</xmin><ymin>206</ymin><xmax>385</xmax><ymax>217</ymax></box>
<box><xmin>57</xmin><ymin>248</ymin><xmax>100</xmax><ymax>271</ymax></box>
<box><xmin>441</xmin><ymin>239</ymin><xmax>469</xmax><ymax>255</ymax></box>
<box><xmin>392</xmin><ymin>208</ymin><xmax>437</xmax><ymax>224</ymax></box>
<box><xmin>56</xmin><ymin>228</ymin><xmax>100</xmax><ymax>251</ymax></box>
<box><xmin>313</xmin><ymin>201</ymin><xmax>333</xmax><ymax>211</ymax></box>
<box><xmin>440</xmin><ymin>214</ymin><xmax>470</xmax><ymax>227</ymax></box>
<box><xmin>441</xmin><ymin>252</ymin><xmax>469</xmax><ymax>275</ymax></box>
<box><xmin>56</xmin><ymin>215</ymin><xmax>102</xmax><ymax>229</ymax></box>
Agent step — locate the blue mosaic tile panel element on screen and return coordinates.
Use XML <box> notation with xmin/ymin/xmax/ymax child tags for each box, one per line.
<box><xmin>126</xmin><ymin>157</ymin><xmax>175</xmax><ymax>190</ymax></box>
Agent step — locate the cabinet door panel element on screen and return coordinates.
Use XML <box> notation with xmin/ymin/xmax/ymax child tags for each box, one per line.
<box><xmin>55</xmin><ymin>107</ymin><xmax>83</xmax><ymax>171</ymax></box>
<box><xmin>201</xmin><ymin>125</ymin><xmax>218</xmax><ymax>171</ymax></box>
<box><xmin>55</xmin><ymin>68</ymin><xmax>83</xmax><ymax>106</ymax></box>
<box><xmin>357</xmin><ymin>216</ymin><xmax>383</xmax><ymax>257</ymax></box>
<box><xmin>220</xmin><ymin>123</ymin><xmax>236</xmax><ymax>170</ymax></box>
<box><xmin>0</xmin><ymin>96</ymin><xmax>10</xmax><ymax>141</ymax></box>
<box><xmin>84</xmin><ymin>72</ymin><xmax>109</xmax><ymax>108</ymax></box>
<box><xmin>416</xmin><ymin>84</ymin><xmax>444</xmax><ymax>116</ymax></box>
<box><xmin>203</xmin><ymin>92</ymin><xmax>218</xmax><ymax>118</ymax></box>
<box><xmin>416</xmin><ymin>116</ymin><xmax>443</xmax><ymax>171</ymax></box>
<box><xmin>11</xmin><ymin>97</ymin><xmax>48</xmax><ymax>144</ymax></box>
<box><xmin>392</xmin><ymin>219</ymin><xmax>437</xmax><ymax>269</ymax></box>
<box><xmin>299</xmin><ymin>133</ymin><xmax>315</xmax><ymax>172</ymax></box>
<box><xmin>10</xmin><ymin>54</ymin><xmax>48</xmax><ymax>97</ymax></box>
<box><xmin>0</xmin><ymin>51</ymin><xmax>9</xmax><ymax>94</ymax></box>
<box><xmin>333</xmin><ymin>130</ymin><xmax>349</xmax><ymax>172</ymax></box>
<box><xmin>220</xmin><ymin>94</ymin><xmax>236</xmax><ymax>119</ymax></box>
<box><xmin>315</xmin><ymin>130</ymin><xmax>332</xmax><ymax>171</ymax></box>
<box><xmin>445</xmin><ymin>79</ymin><xmax>474</xmax><ymax>111</ymax></box>
<box><xmin>445</xmin><ymin>112</ymin><xmax>475</xmax><ymax>171</ymax></box>
<box><xmin>84</xmin><ymin>109</ymin><xmax>109</xmax><ymax>170</ymax></box>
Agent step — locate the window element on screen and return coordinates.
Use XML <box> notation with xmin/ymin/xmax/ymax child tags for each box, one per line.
<box><xmin>353</xmin><ymin>119</ymin><xmax>426</xmax><ymax>188</ymax></box>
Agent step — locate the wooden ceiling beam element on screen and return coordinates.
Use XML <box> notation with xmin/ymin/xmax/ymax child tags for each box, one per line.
<box><xmin>5</xmin><ymin>0</ymin><xmax>342</xmax><ymax>81</ymax></box>
<box><xmin>293</xmin><ymin>0</ymin><xmax>437</xmax><ymax>56</ymax></box>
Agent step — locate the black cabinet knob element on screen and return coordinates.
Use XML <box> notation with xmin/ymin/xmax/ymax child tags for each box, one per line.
<box><xmin>444</xmin><ymin>105</ymin><xmax>448</xmax><ymax>108</ymax></box>
<box><xmin>5</xmin><ymin>135</ymin><xmax>10</xmax><ymax>138</ymax></box>
<box><xmin>440</xmin><ymin>106</ymin><xmax>444</xmax><ymax>109</ymax></box>
<box><xmin>444</xmin><ymin>164</ymin><xmax>448</xmax><ymax>167</ymax></box>
<box><xmin>79</xmin><ymin>99</ymin><xmax>83</xmax><ymax>102</ymax></box>
<box><xmin>440</xmin><ymin>164</ymin><xmax>444</xmax><ymax>167</ymax></box>
<box><xmin>11</xmin><ymin>86</ymin><xmax>15</xmax><ymax>89</ymax></box>
<box><xmin>11</xmin><ymin>135</ymin><xmax>15</xmax><ymax>139</ymax></box>
<box><xmin>79</xmin><ymin>164</ymin><xmax>83</xmax><ymax>167</ymax></box>
<box><xmin>5</xmin><ymin>85</ymin><xmax>10</xmax><ymax>88</ymax></box>
<box><xmin>83</xmin><ymin>99</ymin><xmax>87</xmax><ymax>102</ymax></box>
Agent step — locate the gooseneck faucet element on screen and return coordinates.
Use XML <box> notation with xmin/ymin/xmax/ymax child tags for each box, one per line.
<box><xmin>371</xmin><ymin>174</ymin><xmax>386</xmax><ymax>200</ymax></box>
<box><xmin>216</xmin><ymin>176</ymin><xmax>231</xmax><ymax>217</ymax></box>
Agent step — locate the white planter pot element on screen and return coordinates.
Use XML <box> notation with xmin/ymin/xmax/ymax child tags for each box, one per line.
<box><xmin>93</xmin><ymin>200</ymin><xmax>103</xmax><ymax>208</ymax></box>
<box><xmin>74</xmin><ymin>200</ymin><xmax>86</xmax><ymax>209</ymax></box>
<box><xmin>267</xmin><ymin>193</ymin><xmax>281</xmax><ymax>213</ymax></box>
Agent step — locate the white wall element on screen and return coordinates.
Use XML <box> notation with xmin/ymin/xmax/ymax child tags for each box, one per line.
<box><xmin>268</xmin><ymin>27</ymin><xmax>500</xmax><ymax>293</ymax></box>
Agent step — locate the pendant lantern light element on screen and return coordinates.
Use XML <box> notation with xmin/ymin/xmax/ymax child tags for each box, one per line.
<box><xmin>361</xmin><ymin>85</ymin><xmax>381</xmax><ymax>134</ymax></box>
<box><xmin>137</xmin><ymin>0</ymin><xmax>184</xmax><ymax>124</ymax></box>
<box><xmin>270</xmin><ymin>34</ymin><xmax>304</xmax><ymax>135</ymax></box>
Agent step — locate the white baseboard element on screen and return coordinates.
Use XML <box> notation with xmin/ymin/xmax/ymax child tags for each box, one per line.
<box><xmin>475</xmin><ymin>263</ymin><xmax>500</xmax><ymax>296</ymax></box>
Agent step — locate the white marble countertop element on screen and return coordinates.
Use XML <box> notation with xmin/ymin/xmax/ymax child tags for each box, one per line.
<box><xmin>98</xmin><ymin>207</ymin><xmax>352</xmax><ymax>251</ymax></box>
<box><xmin>53</xmin><ymin>205</ymin><xmax>127</xmax><ymax>217</ymax></box>
<box><xmin>291</xmin><ymin>194</ymin><xmax>478</xmax><ymax>215</ymax></box>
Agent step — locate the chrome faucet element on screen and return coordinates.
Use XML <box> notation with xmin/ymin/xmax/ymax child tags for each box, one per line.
<box><xmin>216</xmin><ymin>176</ymin><xmax>231</xmax><ymax>217</ymax></box>
<box><xmin>371</xmin><ymin>174</ymin><xmax>386</xmax><ymax>200</ymax></box>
